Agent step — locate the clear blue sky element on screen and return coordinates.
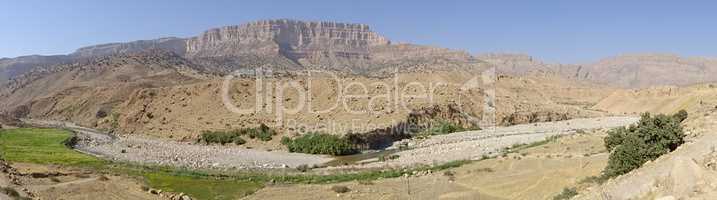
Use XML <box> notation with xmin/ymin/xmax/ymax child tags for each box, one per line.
<box><xmin>2</xmin><ymin>0</ymin><xmax>717</xmax><ymax>63</ymax></box>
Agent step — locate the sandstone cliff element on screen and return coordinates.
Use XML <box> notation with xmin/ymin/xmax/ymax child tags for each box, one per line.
<box><xmin>185</xmin><ymin>19</ymin><xmax>482</xmax><ymax>74</ymax></box>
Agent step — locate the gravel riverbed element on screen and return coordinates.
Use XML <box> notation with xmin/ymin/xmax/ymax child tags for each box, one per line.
<box><xmin>23</xmin><ymin>117</ymin><xmax>638</xmax><ymax>170</ymax></box>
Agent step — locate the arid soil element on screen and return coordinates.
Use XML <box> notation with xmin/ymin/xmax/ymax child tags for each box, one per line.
<box><xmin>245</xmin><ymin>130</ymin><xmax>613</xmax><ymax>200</ymax></box>
<box><xmin>0</xmin><ymin>159</ymin><xmax>158</xmax><ymax>200</ymax></box>
<box><xmin>358</xmin><ymin>117</ymin><xmax>637</xmax><ymax>168</ymax></box>
<box><xmin>575</xmin><ymin>108</ymin><xmax>717</xmax><ymax>199</ymax></box>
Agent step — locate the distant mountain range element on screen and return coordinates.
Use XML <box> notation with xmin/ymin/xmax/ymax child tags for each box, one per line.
<box><xmin>481</xmin><ymin>53</ymin><xmax>717</xmax><ymax>88</ymax></box>
<box><xmin>2</xmin><ymin>19</ymin><xmax>717</xmax><ymax>89</ymax></box>
<box><xmin>0</xmin><ymin>19</ymin><xmax>482</xmax><ymax>85</ymax></box>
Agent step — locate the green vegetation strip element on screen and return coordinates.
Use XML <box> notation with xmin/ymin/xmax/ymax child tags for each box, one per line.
<box><xmin>0</xmin><ymin>128</ymin><xmax>104</xmax><ymax>167</ymax></box>
<box><xmin>0</xmin><ymin>128</ymin><xmax>473</xmax><ymax>200</ymax></box>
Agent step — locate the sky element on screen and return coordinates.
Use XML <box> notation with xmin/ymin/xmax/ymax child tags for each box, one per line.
<box><xmin>2</xmin><ymin>0</ymin><xmax>717</xmax><ymax>63</ymax></box>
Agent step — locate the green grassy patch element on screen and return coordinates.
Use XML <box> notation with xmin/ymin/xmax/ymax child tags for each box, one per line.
<box><xmin>144</xmin><ymin>172</ymin><xmax>262</xmax><ymax>200</ymax></box>
<box><xmin>0</xmin><ymin>128</ymin><xmax>104</xmax><ymax>167</ymax></box>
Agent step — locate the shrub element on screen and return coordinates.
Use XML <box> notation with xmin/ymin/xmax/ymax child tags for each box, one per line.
<box><xmin>0</xmin><ymin>187</ymin><xmax>20</xmax><ymax>197</ymax></box>
<box><xmin>280</xmin><ymin>136</ymin><xmax>292</xmax><ymax>145</ymax></box>
<box><xmin>673</xmin><ymin>109</ymin><xmax>688</xmax><ymax>122</ymax></box>
<box><xmin>199</xmin><ymin>130</ymin><xmax>238</xmax><ymax>145</ymax></box>
<box><xmin>296</xmin><ymin>164</ymin><xmax>310</xmax><ymax>172</ymax></box>
<box><xmin>602</xmin><ymin>112</ymin><xmax>686</xmax><ymax>178</ymax></box>
<box><xmin>246</xmin><ymin>123</ymin><xmax>276</xmax><ymax>141</ymax></box>
<box><xmin>358</xmin><ymin>180</ymin><xmax>374</xmax><ymax>185</ymax></box>
<box><xmin>98</xmin><ymin>175</ymin><xmax>110</xmax><ymax>181</ymax></box>
<box><xmin>199</xmin><ymin>124</ymin><xmax>277</xmax><ymax>145</ymax></box>
<box><xmin>552</xmin><ymin>187</ymin><xmax>578</xmax><ymax>200</ymax></box>
<box><xmin>418</xmin><ymin>121</ymin><xmax>480</xmax><ymax>137</ymax></box>
<box><xmin>233</xmin><ymin>137</ymin><xmax>246</xmax><ymax>145</ymax></box>
<box><xmin>330</xmin><ymin>185</ymin><xmax>350</xmax><ymax>193</ymax></box>
<box><xmin>283</xmin><ymin>132</ymin><xmax>357</xmax><ymax>156</ymax></box>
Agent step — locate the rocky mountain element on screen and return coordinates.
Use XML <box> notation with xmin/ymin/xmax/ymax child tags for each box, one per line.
<box><xmin>0</xmin><ymin>19</ymin><xmax>484</xmax><ymax>83</ymax></box>
<box><xmin>0</xmin><ymin>38</ymin><xmax>186</xmax><ymax>84</ymax></box>
<box><xmin>484</xmin><ymin>53</ymin><xmax>717</xmax><ymax>88</ymax></box>
<box><xmin>0</xmin><ymin>19</ymin><xmax>492</xmax><ymax>140</ymax></box>
<box><xmin>0</xmin><ymin>51</ymin><xmax>204</xmax><ymax>124</ymax></box>
<box><xmin>477</xmin><ymin>53</ymin><xmax>586</xmax><ymax>78</ymax></box>
<box><xmin>0</xmin><ymin>55</ymin><xmax>73</xmax><ymax>84</ymax></box>
<box><xmin>586</xmin><ymin>53</ymin><xmax>717</xmax><ymax>88</ymax></box>
<box><xmin>71</xmin><ymin>37</ymin><xmax>187</xmax><ymax>58</ymax></box>
<box><xmin>185</xmin><ymin>19</ymin><xmax>482</xmax><ymax>74</ymax></box>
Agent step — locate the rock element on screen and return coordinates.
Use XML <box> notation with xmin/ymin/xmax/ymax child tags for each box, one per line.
<box><xmin>181</xmin><ymin>195</ymin><xmax>192</xmax><ymax>200</ymax></box>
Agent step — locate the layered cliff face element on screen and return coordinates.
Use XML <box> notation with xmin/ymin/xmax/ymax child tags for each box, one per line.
<box><xmin>186</xmin><ymin>19</ymin><xmax>390</xmax><ymax>60</ymax></box>
<box><xmin>184</xmin><ymin>19</ymin><xmax>483</xmax><ymax>74</ymax></box>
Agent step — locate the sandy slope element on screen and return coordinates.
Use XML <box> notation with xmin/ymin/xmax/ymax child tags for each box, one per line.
<box><xmin>575</xmin><ymin>109</ymin><xmax>717</xmax><ymax>199</ymax></box>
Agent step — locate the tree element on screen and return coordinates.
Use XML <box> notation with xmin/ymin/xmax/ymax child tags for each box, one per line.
<box><xmin>602</xmin><ymin>112</ymin><xmax>686</xmax><ymax>178</ymax></box>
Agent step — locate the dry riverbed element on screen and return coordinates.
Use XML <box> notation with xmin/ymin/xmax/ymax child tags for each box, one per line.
<box><xmin>23</xmin><ymin>117</ymin><xmax>638</xmax><ymax>170</ymax></box>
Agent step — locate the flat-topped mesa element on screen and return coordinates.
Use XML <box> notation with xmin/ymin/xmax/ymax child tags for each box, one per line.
<box><xmin>185</xmin><ymin>19</ymin><xmax>391</xmax><ymax>60</ymax></box>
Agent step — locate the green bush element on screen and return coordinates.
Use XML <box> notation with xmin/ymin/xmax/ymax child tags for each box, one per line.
<box><xmin>199</xmin><ymin>130</ymin><xmax>239</xmax><ymax>145</ymax></box>
<box><xmin>296</xmin><ymin>164</ymin><xmax>310</xmax><ymax>172</ymax></box>
<box><xmin>602</xmin><ymin>111</ymin><xmax>686</xmax><ymax>178</ymax></box>
<box><xmin>233</xmin><ymin>137</ymin><xmax>246</xmax><ymax>145</ymax></box>
<box><xmin>280</xmin><ymin>136</ymin><xmax>292</xmax><ymax>145</ymax></box>
<box><xmin>416</xmin><ymin>121</ymin><xmax>480</xmax><ymax>138</ymax></box>
<box><xmin>330</xmin><ymin>185</ymin><xmax>350</xmax><ymax>193</ymax></box>
<box><xmin>673</xmin><ymin>109</ymin><xmax>689</xmax><ymax>122</ymax></box>
<box><xmin>552</xmin><ymin>187</ymin><xmax>578</xmax><ymax>200</ymax></box>
<box><xmin>0</xmin><ymin>186</ymin><xmax>20</xmax><ymax>198</ymax></box>
<box><xmin>246</xmin><ymin>124</ymin><xmax>276</xmax><ymax>141</ymax></box>
<box><xmin>199</xmin><ymin>124</ymin><xmax>276</xmax><ymax>145</ymax></box>
<box><xmin>282</xmin><ymin>133</ymin><xmax>357</xmax><ymax>156</ymax></box>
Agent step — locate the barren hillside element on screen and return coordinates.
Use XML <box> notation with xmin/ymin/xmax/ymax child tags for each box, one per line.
<box><xmin>483</xmin><ymin>53</ymin><xmax>717</xmax><ymax>88</ymax></box>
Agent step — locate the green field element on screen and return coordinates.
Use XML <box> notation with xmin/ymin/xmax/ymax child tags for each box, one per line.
<box><xmin>0</xmin><ymin>128</ymin><xmax>261</xmax><ymax>200</ymax></box>
<box><xmin>145</xmin><ymin>172</ymin><xmax>262</xmax><ymax>200</ymax></box>
<box><xmin>0</xmin><ymin>128</ymin><xmax>104</xmax><ymax>166</ymax></box>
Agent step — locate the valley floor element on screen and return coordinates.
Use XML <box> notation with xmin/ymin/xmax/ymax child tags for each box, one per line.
<box><xmin>4</xmin><ymin>116</ymin><xmax>638</xmax><ymax>200</ymax></box>
<box><xmin>246</xmin><ymin>131</ymin><xmax>611</xmax><ymax>200</ymax></box>
<box><xmin>25</xmin><ymin>117</ymin><xmax>637</xmax><ymax>171</ymax></box>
